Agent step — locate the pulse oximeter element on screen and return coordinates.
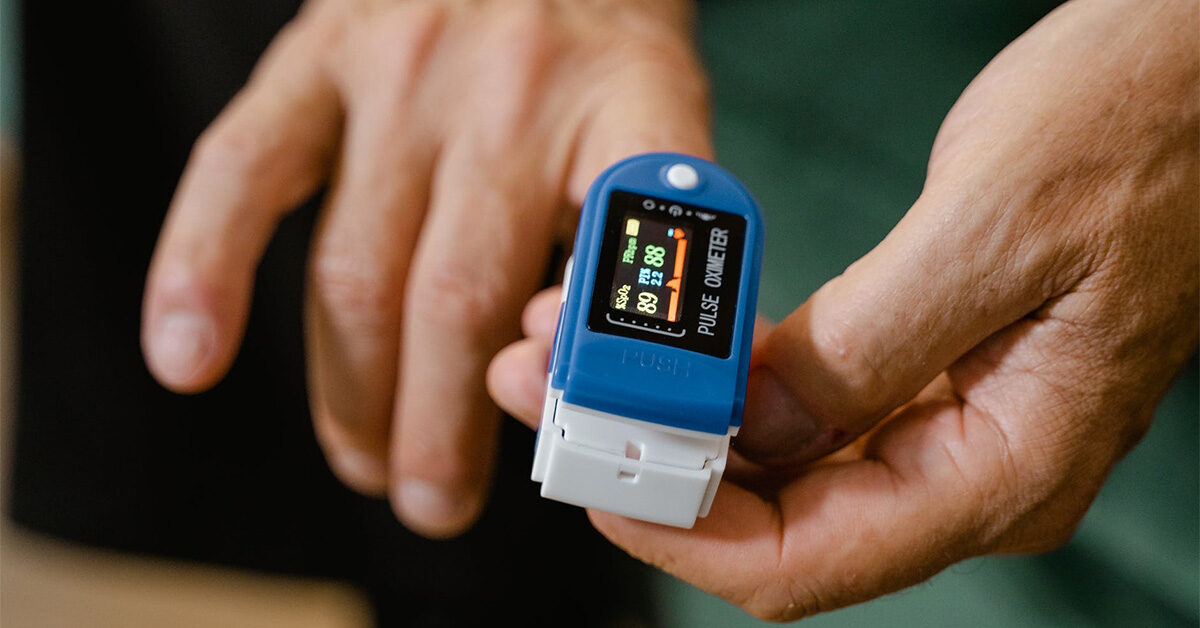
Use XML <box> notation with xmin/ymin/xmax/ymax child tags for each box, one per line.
<box><xmin>532</xmin><ymin>153</ymin><xmax>763</xmax><ymax>528</ymax></box>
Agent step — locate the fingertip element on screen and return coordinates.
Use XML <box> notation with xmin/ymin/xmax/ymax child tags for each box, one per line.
<box><xmin>327</xmin><ymin>447</ymin><xmax>389</xmax><ymax>497</ymax></box>
<box><xmin>487</xmin><ymin>339</ymin><xmax>550</xmax><ymax>429</ymax></box>
<box><xmin>391</xmin><ymin>479</ymin><xmax>485</xmax><ymax>540</ymax></box>
<box><xmin>521</xmin><ymin>286</ymin><xmax>562</xmax><ymax>340</ymax></box>
<box><xmin>142</xmin><ymin>309</ymin><xmax>220</xmax><ymax>393</ymax></box>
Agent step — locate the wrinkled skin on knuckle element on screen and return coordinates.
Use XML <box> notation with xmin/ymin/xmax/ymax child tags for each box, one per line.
<box><xmin>763</xmin><ymin>298</ymin><xmax>890</xmax><ymax>424</ymax></box>
<box><xmin>189</xmin><ymin>123</ymin><xmax>281</xmax><ymax>198</ymax></box>
<box><xmin>812</xmin><ymin>318</ymin><xmax>889</xmax><ymax>414</ymax></box>
<box><xmin>406</xmin><ymin>262</ymin><xmax>510</xmax><ymax>344</ymax></box>
<box><xmin>310</xmin><ymin>254</ymin><xmax>405</xmax><ymax>330</ymax></box>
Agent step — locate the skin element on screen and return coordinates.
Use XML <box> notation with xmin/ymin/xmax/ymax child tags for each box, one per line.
<box><xmin>488</xmin><ymin>0</ymin><xmax>1198</xmax><ymax>621</ymax></box>
<box><xmin>140</xmin><ymin>0</ymin><xmax>711</xmax><ymax>538</ymax></box>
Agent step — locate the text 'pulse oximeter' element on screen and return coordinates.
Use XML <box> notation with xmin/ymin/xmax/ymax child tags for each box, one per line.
<box><xmin>532</xmin><ymin>153</ymin><xmax>764</xmax><ymax>528</ymax></box>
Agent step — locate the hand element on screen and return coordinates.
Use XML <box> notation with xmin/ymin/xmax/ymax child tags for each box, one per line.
<box><xmin>489</xmin><ymin>0</ymin><xmax>1198</xmax><ymax>619</ymax></box>
<box><xmin>140</xmin><ymin>0</ymin><xmax>711</xmax><ymax>538</ymax></box>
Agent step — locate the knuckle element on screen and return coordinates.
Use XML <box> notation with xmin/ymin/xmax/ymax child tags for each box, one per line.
<box><xmin>407</xmin><ymin>262</ymin><xmax>508</xmax><ymax>340</ymax></box>
<box><xmin>191</xmin><ymin>122</ymin><xmax>276</xmax><ymax>186</ymax></box>
<box><xmin>490</xmin><ymin>1</ymin><xmax>559</xmax><ymax>65</ymax></box>
<box><xmin>360</xmin><ymin>4</ymin><xmax>446</xmax><ymax>83</ymax></box>
<box><xmin>603</xmin><ymin>32</ymin><xmax>707</xmax><ymax>93</ymax></box>
<box><xmin>189</xmin><ymin>106</ymin><xmax>330</xmax><ymax>215</ymax></box>
<box><xmin>468</xmin><ymin>3</ymin><xmax>562</xmax><ymax>141</ymax></box>
<box><xmin>311</xmin><ymin>255</ymin><xmax>403</xmax><ymax>328</ymax></box>
<box><xmin>271</xmin><ymin>10</ymin><xmax>334</xmax><ymax>55</ymax></box>
<box><xmin>808</xmin><ymin>320</ymin><xmax>890</xmax><ymax>412</ymax></box>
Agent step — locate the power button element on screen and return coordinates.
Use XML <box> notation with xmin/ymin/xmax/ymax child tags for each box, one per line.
<box><xmin>665</xmin><ymin>163</ymin><xmax>700</xmax><ymax>190</ymax></box>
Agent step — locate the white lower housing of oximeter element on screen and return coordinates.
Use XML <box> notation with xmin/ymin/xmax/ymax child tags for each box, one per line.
<box><xmin>531</xmin><ymin>385</ymin><xmax>734</xmax><ymax>529</ymax></box>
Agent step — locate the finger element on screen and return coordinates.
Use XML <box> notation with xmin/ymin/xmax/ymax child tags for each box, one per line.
<box><xmin>598</xmin><ymin>298</ymin><xmax>1132</xmax><ymax>622</ymax></box>
<box><xmin>590</xmin><ymin>375</ymin><xmax>1013</xmax><ymax>621</ymax></box>
<box><xmin>566</xmin><ymin>50</ymin><xmax>713</xmax><ymax>206</ymax></box>
<box><xmin>304</xmin><ymin>91</ymin><xmax>436</xmax><ymax>495</ymax></box>
<box><xmin>142</xmin><ymin>19</ymin><xmax>339</xmax><ymax>392</ymax></box>
<box><xmin>735</xmin><ymin>189</ymin><xmax>1086</xmax><ymax>466</ymax></box>
<box><xmin>501</xmin><ymin>297</ymin><xmax>775</xmax><ymax>419</ymax></box>
<box><xmin>488</xmin><ymin>285</ymin><xmax>563</xmax><ymax>426</ymax></box>
<box><xmin>521</xmin><ymin>285</ymin><xmax>563</xmax><ymax>340</ymax></box>
<box><xmin>487</xmin><ymin>337</ymin><xmax>551</xmax><ymax>429</ymax></box>
<box><xmin>391</xmin><ymin>138</ymin><xmax>562</xmax><ymax>538</ymax></box>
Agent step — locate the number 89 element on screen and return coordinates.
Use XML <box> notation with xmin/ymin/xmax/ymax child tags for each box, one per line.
<box><xmin>636</xmin><ymin>291</ymin><xmax>658</xmax><ymax>314</ymax></box>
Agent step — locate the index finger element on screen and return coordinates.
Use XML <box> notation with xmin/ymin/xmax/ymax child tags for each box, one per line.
<box><xmin>142</xmin><ymin>17</ymin><xmax>339</xmax><ymax>391</ymax></box>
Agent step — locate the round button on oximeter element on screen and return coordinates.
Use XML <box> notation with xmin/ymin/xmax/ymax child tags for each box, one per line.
<box><xmin>532</xmin><ymin>153</ymin><xmax>764</xmax><ymax>528</ymax></box>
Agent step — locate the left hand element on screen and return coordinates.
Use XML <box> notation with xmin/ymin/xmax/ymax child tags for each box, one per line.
<box><xmin>139</xmin><ymin>0</ymin><xmax>710</xmax><ymax>538</ymax></box>
<box><xmin>488</xmin><ymin>0</ymin><xmax>1198</xmax><ymax>620</ymax></box>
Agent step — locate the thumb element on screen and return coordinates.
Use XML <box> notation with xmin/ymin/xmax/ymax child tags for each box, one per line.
<box><xmin>736</xmin><ymin>190</ymin><xmax>1061</xmax><ymax>466</ymax></box>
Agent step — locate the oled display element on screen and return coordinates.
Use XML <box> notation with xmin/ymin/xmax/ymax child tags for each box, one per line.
<box><xmin>607</xmin><ymin>215</ymin><xmax>690</xmax><ymax>322</ymax></box>
<box><xmin>588</xmin><ymin>190</ymin><xmax>746</xmax><ymax>358</ymax></box>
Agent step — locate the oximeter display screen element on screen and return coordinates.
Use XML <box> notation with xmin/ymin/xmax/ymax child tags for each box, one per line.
<box><xmin>607</xmin><ymin>215</ymin><xmax>689</xmax><ymax>323</ymax></box>
<box><xmin>588</xmin><ymin>190</ymin><xmax>746</xmax><ymax>358</ymax></box>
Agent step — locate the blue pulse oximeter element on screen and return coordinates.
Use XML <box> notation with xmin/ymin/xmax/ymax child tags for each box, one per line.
<box><xmin>531</xmin><ymin>153</ymin><xmax>764</xmax><ymax>528</ymax></box>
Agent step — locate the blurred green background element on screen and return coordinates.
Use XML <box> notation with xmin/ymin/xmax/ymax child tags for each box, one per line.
<box><xmin>1</xmin><ymin>1</ymin><xmax>1195</xmax><ymax>627</ymax></box>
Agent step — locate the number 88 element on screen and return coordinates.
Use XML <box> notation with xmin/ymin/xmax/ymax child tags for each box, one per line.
<box><xmin>643</xmin><ymin>245</ymin><xmax>666</xmax><ymax>268</ymax></box>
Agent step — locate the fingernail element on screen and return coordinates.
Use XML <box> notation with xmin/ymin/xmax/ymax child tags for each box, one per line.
<box><xmin>737</xmin><ymin>367</ymin><xmax>825</xmax><ymax>465</ymax></box>
<box><xmin>395</xmin><ymin>480</ymin><xmax>479</xmax><ymax>538</ymax></box>
<box><xmin>148</xmin><ymin>311</ymin><xmax>215</xmax><ymax>383</ymax></box>
<box><xmin>330</xmin><ymin>449</ymin><xmax>388</xmax><ymax>496</ymax></box>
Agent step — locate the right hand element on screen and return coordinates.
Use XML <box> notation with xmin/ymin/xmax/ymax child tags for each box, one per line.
<box><xmin>140</xmin><ymin>0</ymin><xmax>713</xmax><ymax>538</ymax></box>
<box><xmin>489</xmin><ymin>0</ymin><xmax>1198</xmax><ymax>618</ymax></box>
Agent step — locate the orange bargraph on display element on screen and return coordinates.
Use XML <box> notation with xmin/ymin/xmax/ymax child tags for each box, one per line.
<box><xmin>667</xmin><ymin>228</ymin><xmax>687</xmax><ymax>321</ymax></box>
